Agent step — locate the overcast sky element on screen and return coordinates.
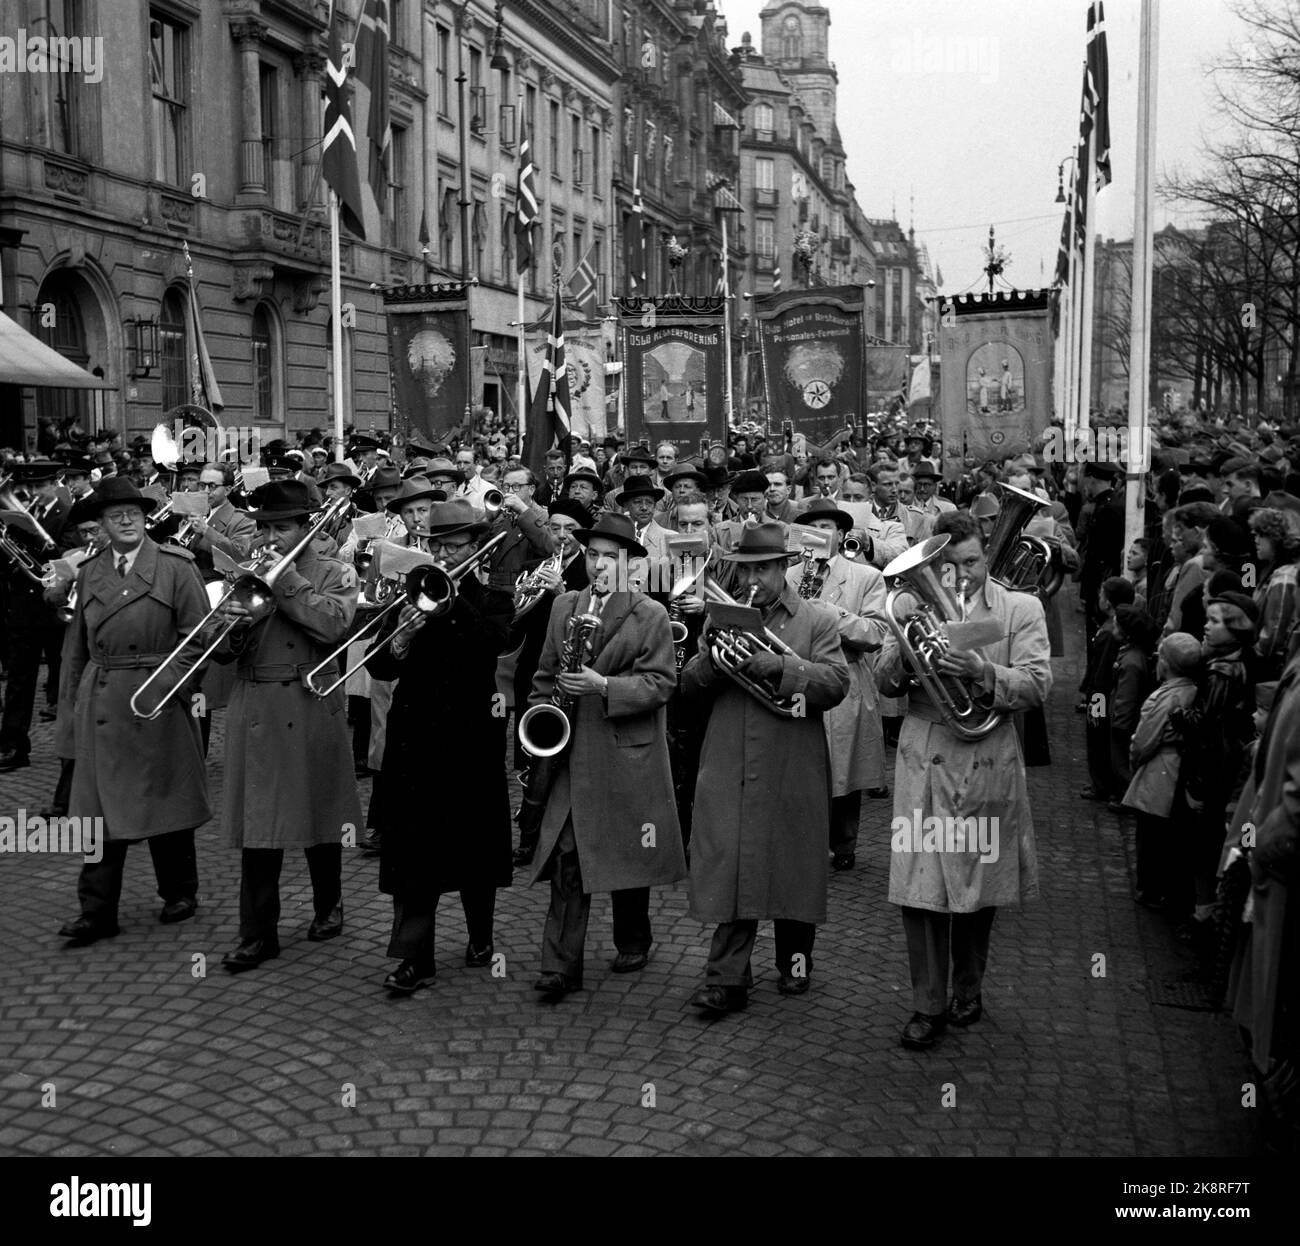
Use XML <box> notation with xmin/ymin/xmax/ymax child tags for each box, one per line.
<box><xmin>721</xmin><ymin>0</ymin><xmax>1249</xmax><ymax>293</ymax></box>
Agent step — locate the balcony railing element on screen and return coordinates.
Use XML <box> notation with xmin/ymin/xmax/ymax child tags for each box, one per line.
<box><xmin>755</xmin><ymin>255</ymin><xmax>775</xmax><ymax>272</ymax></box>
<box><xmin>753</xmin><ymin>128</ymin><xmax>776</xmax><ymax>143</ymax></box>
<box><xmin>754</xmin><ymin>186</ymin><xmax>778</xmax><ymax>207</ymax></box>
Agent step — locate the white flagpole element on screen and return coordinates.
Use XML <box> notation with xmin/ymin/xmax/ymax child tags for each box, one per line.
<box><xmin>1126</xmin><ymin>0</ymin><xmax>1159</xmax><ymax>568</ymax></box>
<box><xmin>517</xmin><ymin>273</ymin><xmax>527</xmax><ymax>458</ymax></box>
<box><xmin>1064</xmin><ymin>162</ymin><xmax>1080</xmax><ymax>445</ymax></box>
<box><xmin>330</xmin><ymin>190</ymin><xmax>345</xmax><ymax>462</ymax></box>
<box><xmin>1078</xmin><ymin>132</ymin><xmax>1097</xmax><ymax>440</ymax></box>
<box><xmin>722</xmin><ymin>213</ymin><xmax>734</xmax><ymax>427</ymax></box>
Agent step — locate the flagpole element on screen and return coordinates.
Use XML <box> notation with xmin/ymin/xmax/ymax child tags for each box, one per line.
<box><xmin>330</xmin><ymin>190</ymin><xmax>345</xmax><ymax>462</ymax></box>
<box><xmin>1125</xmin><ymin>0</ymin><xmax>1158</xmax><ymax>570</ymax></box>
<box><xmin>1064</xmin><ymin>152</ymin><xmax>1080</xmax><ymax>444</ymax></box>
<box><xmin>516</xmin><ymin>273</ymin><xmax>527</xmax><ymax>459</ymax></box>
<box><xmin>1078</xmin><ymin>123</ymin><xmax>1097</xmax><ymax>440</ymax></box>
<box><xmin>721</xmin><ymin>214</ymin><xmax>734</xmax><ymax>428</ymax></box>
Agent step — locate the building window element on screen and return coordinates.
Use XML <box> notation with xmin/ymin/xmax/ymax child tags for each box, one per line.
<box><xmin>41</xmin><ymin>0</ymin><xmax>85</xmax><ymax>156</ymax></box>
<box><xmin>150</xmin><ymin>11</ymin><xmax>188</xmax><ymax>186</ymax></box>
<box><xmin>436</xmin><ymin>25</ymin><xmax>451</xmax><ymax>115</ymax></box>
<box><xmin>572</xmin><ymin>228</ymin><xmax>584</xmax><ymax>272</ymax></box>
<box><xmin>756</xmin><ymin>219</ymin><xmax>775</xmax><ymax>260</ymax></box>
<box><xmin>501</xmin><ymin>205</ymin><xmax>515</xmax><ymax>278</ymax></box>
<box><xmin>251</xmin><ymin>306</ymin><xmax>276</xmax><ymax>422</ymax></box>
<box><xmin>549</xmin><ymin>99</ymin><xmax>560</xmax><ymax>173</ymax></box>
<box><xmin>755</xmin><ymin>158</ymin><xmax>775</xmax><ymax>192</ymax></box>
<box><xmin>752</xmin><ymin>102</ymin><xmax>774</xmax><ymax>137</ymax></box>
<box><xmin>439</xmin><ymin>185</ymin><xmax>456</xmax><ymax>269</ymax></box>
<box><xmin>389</xmin><ymin>0</ymin><xmax>404</xmax><ymax>49</ymax></box>
<box><xmin>35</xmin><ymin>278</ymin><xmax>90</xmax><ymax>428</ymax></box>
<box><xmin>388</xmin><ymin>124</ymin><xmax>408</xmax><ymax>249</ymax></box>
<box><xmin>781</xmin><ymin>15</ymin><xmax>802</xmax><ymax>60</ymax></box>
<box><xmin>158</xmin><ymin>288</ymin><xmax>187</xmax><ymax>411</ymax></box>
<box><xmin>571</xmin><ymin>114</ymin><xmax>582</xmax><ymax>185</ymax></box>
<box><xmin>590</xmin><ymin>124</ymin><xmax>601</xmax><ymax>191</ymax></box>
<box><xmin>259</xmin><ymin>62</ymin><xmax>278</xmax><ymax>204</ymax></box>
<box><xmin>472</xmin><ymin>199</ymin><xmax>487</xmax><ymax>277</ymax></box>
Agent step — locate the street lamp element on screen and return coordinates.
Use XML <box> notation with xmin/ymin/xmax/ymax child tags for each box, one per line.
<box><xmin>489</xmin><ymin>1</ymin><xmax>510</xmax><ymax>72</ymax></box>
<box><xmin>1056</xmin><ymin>153</ymin><xmax>1077</xmax><ymax>204</ymax></box>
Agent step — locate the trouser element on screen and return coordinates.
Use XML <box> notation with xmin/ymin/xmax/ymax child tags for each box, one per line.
<box><xmin>199</xmin><ymin>710</ymin><xmax>212</xmax><ymax>757</ymax></box>
<box><xmin>830</xmin><ymin>791</ymin><xmax>862</xmax><ymax>857</ymax></box>
<box><xmin>238</xmin><ymin>844</ymin><xmax>342</xmax><ymax>941</ymax></box>
<box><xmin>1135</xmin><ymin>812</ymin><xmax>1171</xmax><ymax>900</ymax></box>
<box><xmin>76</xmin><ymin>828</ymin><xmax>199</xmax><ymax>921</ymax></box>
<box><xmin>1085</xmin><ymin>720</ymin><xmax>1114</xmax><ymax>796</ymax></box>
<box><xmin>1109</xmin><ymin>728</ymin><xmax>1134</xmax><ymax>792</ymax></box>
<box><xmin>0</xmin><ymin>590</ymin><xmax>61</xmax><ymax>757</ymax></box>
<box><xmin>349</xmin><ymin>695</ymin><xmax>370</xmax><ymax>766</ymax></box>
<box><xmin>539</xmin><ymin>819</ymin><xmax>652</xmax><ymax>982</ymax></box>
<box><xmin>387</xmin><ymin>887</ymin><xmax>495</xmax><ymax>963</ymax></box>
<box><xmin>900</xmin><ymin>905</ymin><xmax>997</xmax><ymax>1016</ymax></box>
<box><xmin>704</xmin><ymin>919</ymin><xmax>816</xmax><ymax>988</ymax></box>
<box><xmin>51</xmin><ymin>758</ymin><xmax>75</xmax><ymax>815</ymax></box>
<box><xmin>667</xmin><ymin>696</ymin><xmax>705</xmax><ymax>850</ymax></box>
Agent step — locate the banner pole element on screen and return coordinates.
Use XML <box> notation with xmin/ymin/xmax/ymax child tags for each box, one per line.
<box><xmin>330</xmin><ymin>190</ymin><xmax>344</xmax><ymax>462</ymax></box>
<box><xmin>722</xmin><ymin>214</ymin><xmax>734</xmax><ymax>430</ymax></box>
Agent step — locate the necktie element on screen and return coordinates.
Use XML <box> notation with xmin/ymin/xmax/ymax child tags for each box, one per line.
<box><xmin>116</xmin><ymin>555</ymin><xmax>127</xmax><ymax>579</ymax></box>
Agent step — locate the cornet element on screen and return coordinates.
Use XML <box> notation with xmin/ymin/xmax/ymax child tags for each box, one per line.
<box><xmin>512</xmin><ymin>547</ymin><xmax>563</xmax><ymax>623</ymax></box>
<box><xmin>129</xmin><ymin>494</ymin><xmax>353</xmax><ymax>720</ymax></box>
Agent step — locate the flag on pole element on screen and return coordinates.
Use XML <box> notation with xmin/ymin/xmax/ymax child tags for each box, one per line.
<box><xmin>322</xmin><ymin>1</ymin><xmax>366</xmax><ymax>238</ymax></box>
<box><xmin>183</xmin><ymin>243</ymin><xmax>224</xmax><ymax>413</ymax></box>
<box><xmin>568</xmin><ymin>248</ymin><xmax>599</xmax><ymax>319</ymax></box>
<box><xmin>629</xmin><ymin>154</ymin><xmax>646</xmax><ymax>292</ymax></box>
<box><xmin>515</xmin><ymin>111</ymin><xmax>538</xmax><ymax>274</ymax></box>
<box><xmin>355</xmin><ymin>0</ymin><xmax>391</xmax><ymax>205</ymax></box>
<box><xmin>772</xmin><ymin>254</ymin><xmax>783</xmax><ymax>293</ymax></box>
<box><xmin>418</xmin><ymin>208</ymin><xmax>430</xmax><ymax>254</ymax></box>
<box><xmin>1085</xmin><ymin>1</ymin><xmax>1111</xmax><ymax>189</ymax></box>
<box><xmin>523</xmin><ymin>284</ymin><xmax>572</xmax><ymax>476</ymax></box>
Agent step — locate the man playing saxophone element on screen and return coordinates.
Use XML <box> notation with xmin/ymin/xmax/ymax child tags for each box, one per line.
<box><xmin>876</xmin><ymin>510</ymin><xmax>1051</xmax><ymax>1051</ymax></box>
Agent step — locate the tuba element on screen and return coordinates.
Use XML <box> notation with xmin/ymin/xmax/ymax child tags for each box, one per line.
<box><xmin>985</xmin><ymin>482</ymin><xmax>1063</xmax><ymax>599</ymax></box>
<box><xmin>881</xmin><ymin>535</ymin><xmax>1002</xmax><ymax>741</ymax></box>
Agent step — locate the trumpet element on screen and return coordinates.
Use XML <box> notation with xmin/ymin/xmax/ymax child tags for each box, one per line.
<box><xmin>483</xmin><ymin>488</ymin><xmax>505</xmax><ymax>520</ymax></box>
<box><xmin>881</xmin><ymin>535</ymin><xmax>1002</xmax><ymax>741</ymax></box>
<box><xmin>305</xmin><ymin>530</ymin><xmax>508</xmax><ymax>698</ymax></box>
<box><xmin>53</xmin><ymin>540</ymin><xmax>99</xmax><ymax>623</ymax></box>
<box><xmin>0</xmin><ymin>480</ymin><xmax>57</xmax><ymax>585</ymax></box>
<box><xmin>129</xmin><ymin>494</ymin><xmax>353</xmax><ymax>720</ymax></box>
<box><xmin>512</xmin><ymin>547</ymin><xmax>563</xmax><ymax>623</ymax></box>
<box><xmin>669</xmin><ymin>553</ymin><xmax>804</xmax><ymax>716</ymax></box>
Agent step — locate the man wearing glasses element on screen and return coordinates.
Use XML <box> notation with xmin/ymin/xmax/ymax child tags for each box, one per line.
<box><xmin>56</xmin><ymin>478</ymin><xmax>212</xmax><ymax>944</ymax></box>
<box><xmin>479</xmin><ymin>466</ymin><xmax>556</xmax><ymax>632</ymax></box>
<box><xmin>365</xmin><ymin>499</ymin><xmax>513</xmax><ymax>994</ymax></box>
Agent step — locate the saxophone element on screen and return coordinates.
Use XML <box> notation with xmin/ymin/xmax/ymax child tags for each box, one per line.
<box><xmin>515</xmin><ymin>609</ymin><xmax>602</xmax><ymax>834</ymax></box>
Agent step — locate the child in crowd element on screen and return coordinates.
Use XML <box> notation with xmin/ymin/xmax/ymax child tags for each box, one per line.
<box><xmin>1125</xmin><ymin>539</ymin><xmax>1149</xmax><ymax>605</ymax></box>
<box><xmin>1122</xmin><ymin>632</ymin><xmax>1203</xmax><ymax>908</ymax></box>
<box><xmin>1081</xmin><ymin>576</ymin><xmax>1136</xmax><ymax>803</ymax></box>
<box><xmin>1109</xmin><ymin>605</ymin><xmax>1159</xmax><ymax>812</ymax></box>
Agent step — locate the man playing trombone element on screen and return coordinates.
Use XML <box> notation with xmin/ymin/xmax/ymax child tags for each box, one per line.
<box><xmin>214</xmin><ymin>480</ymin><xmax>363</xmax><ymax>972</ymax></box>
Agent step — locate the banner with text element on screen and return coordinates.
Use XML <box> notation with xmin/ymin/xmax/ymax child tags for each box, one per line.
<box><xmin>525</xmin><ymin>322</ymin><xmax>607</xmax><ymax>441</ymax></box>
<box><xmin>754</xmin><ymin>287</ymin><xmax>866</xmax><ymax>446</ymax></box>
<box><xmin>384</xmin><ymin>284</ymin><xmax>472</xmax><ymax>448</ymax></box>
<box><xmin>615</xmin><ymin>296</ymin><xmax>726</xmax><ymax>459</ymax></box>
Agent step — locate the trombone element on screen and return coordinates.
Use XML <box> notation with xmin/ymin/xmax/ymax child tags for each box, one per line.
<box><xmin>129</xmin><ymin>494</ymin><xmax>352</xmax><ymax>720</ymax></box>
<box><xmin>304</xmin><ymin>530</ymin><xmax>507</xmax><ymax>698</ymax></box>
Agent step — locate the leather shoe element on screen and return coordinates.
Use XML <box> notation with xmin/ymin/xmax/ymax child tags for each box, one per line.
<box><xmin>159</xmin><ymin>898</ymin><xmax>197</xmax><ymax>924</ymax></box>
<box><xmin>512</xmin><ymin>845</ymin><xmax>536</xmax><ymax>868</ymax></box>
<box><xmin>1079</xmin><ymin>786</ymin><xmax>1106</xmax><ymax>801</ymax></box>
<box><xmin>610</xmin><ymin>950</ymin><xmax>648</xmax><ymax>973</ymax></box>
<box><xmin>307</xmin><ymin>904</ymin><xmax>343</xmax><ymax>941</ymax></box>
<box><xmin>222</xmin><ymin>938</ymin><xmax>280</xmax><ymax>972</ymax></box>
<box><xmin>866</xmin><ymin>786</ymin><xmax>890</xmax><ymax>798</ymax></box>
<box><xmin>358</xmin><ymin>831</ymin><xmax>381</xmax><ymax>855</ymax></box>
<box><xmin>533</xmin><ymin>971</ymin><xmax>579</xmax><ymax>997</ymax></box>
<box><xmin>778</xmin><ymin>973</ymin><xmax>811</xmax><ymax>996</ymax></box>
<box><xmin>58</xmin><ymin>915</ymin><xmax>119</xmax><ymax>944</ymax></box>
<box><xmin>690</xmin><ymin>985</ymin><xmax>748</xmax><ymax>1015</ymax></box>
<box><xmin>39</xmin><ymin>707</ymin><xmax>58</xmax><ymax>722</ymax></box>
<box><xmin>900</xmin><ymin>1011</ymin><xmax>948</xmax><ymax>1049</ymax></box>
<box><xmin>383</xmin><ymin>959</ymin><xmax>437</xmax><ymax>994</ymax></box>
<box><xmin>947</xmin><ymin>994</ymin><xmax>983</xmax><ymax>1027</ymax></box>
<box><xmin>464</xmin><ymin>941</ymin><xmax>494</xmax><ymax>968</ymax></box>
<box><xmin>831</xmin><ymin>852</ymin><xmax>855</xmax><ymax>871</ymax></box>
<box><xmin>0</xmin><ymin>750</ymin><xmax>30</xmax><ymax>772</ymax></box>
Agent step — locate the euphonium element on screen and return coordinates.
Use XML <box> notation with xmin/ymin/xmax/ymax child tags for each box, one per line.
<box><xmin>516</xmin><ymin>609</ymin><xmax>602</xmax><ymax>833</ymax></box>
<box><xmin>0</xmin><ymin>481</ymin><xmax>57</xmax><ymax>585</ymax></box>
<box><xmin>985</xmin><ymin>482</ymin><xmax>1063</xmax><ymax>599</ymax></box>
<box><xmin>881</xmin><ymin>534</ymin><xmax>1002</xmax><ymax>741</ymax></box>
<box><xmin>669</xmin><ymin>553</ymin><xmax>803</xmax><ymax>717</ymax></box>
<box><xmin>512</xmin><ymin>547</ymin><xmax>564</xmax><ymax>623</ymax></box>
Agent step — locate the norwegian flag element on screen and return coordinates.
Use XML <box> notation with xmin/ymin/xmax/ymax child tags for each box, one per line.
<box><xmin>355</xmin><ymin>0</ymin><xmax>391</xmax><ymax>204</ymax></box>
<box><xmin>629</xmin><ymin>153</ymin><xmax>646</xmax><ymax>292</ymax></box>
<box><xmin>568</xmin><ymin>248</ymin><xmax>599</xmax><ymax>319</ymax></box>
<box><xmin>515</xmin><ymin>111</ymin><xmax>538</xmax><ymax>274</ymax></box>
<box><xmin>321</xmin><ymin>0</ymin><xmax>366</xmax><ymax>238</ymax></box>
<box><xmin>523</xmin><ymin>283</ymin><xmax>572</xmax><ymax>476</ymax></box>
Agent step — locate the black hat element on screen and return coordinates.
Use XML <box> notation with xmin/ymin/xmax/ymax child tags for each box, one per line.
<box><xmin>1205</xmin><ymin>516</ymin><xmax>1252</xmax><ymax>560</ymax></box>
<box><xmin>67</xmin><ymin>495</ymin><xmax>102</xmax><ymax>527</ymax></box>
<box><xmin>1083</xmin><ymin>461</ymin><xmax>1122</xmax><ymax>481</ymax></box>
<box><xmin>730</xmin><ymin>469</ymin><xmax>770</xmax><ymax>494</ymax></box>
<box><xmin>798</xmin><ymin>498</ymin><xmax>854</xmax><ymax>532</ymax></box>
<box><xmin>602</xmin><ymin>435</ymin><xmax>625</xmax><ymax>449</ymax></box>
<box><xmin>12</xmin><ymin>458</ymin><xmax>61</xmax><ymax>481</ymax></box>
<box><xmin>83</xmin><ymin>477</ymin><xmax>158</xmax><ymax>518</ymax></box>
<box><xmin>420</xmin><ymin>498</ymin><xmax>490</xmax><ymax>539</ymax></box>
<box><xmin>385</xmin><ymin>476</ymin><xmax>444</xmax><ymax>513</ymax></box>
<box><xmin>912</xmin><ymin>460</ymin><xmax>941</xmax><ymax>481</ymax></box>
<box><xmin>246</xmin><ymin>480</ymin><xmax>317</xmax><ymax>521</ymax></box>
<box><xmin>564</xmin><ymin>469</ymin><xmax>604</xmax><ymax>492</ymax></box>
<box><xmin>615</xmin><ymin>475</ymin><xmax>666</xmax><ymax>505</ymax></box>
<box><xmin>621</xmin><ymin>445</ymin><xmax>656</xmax><ymax>466</ymax></box>
<box><xmin>663</xmin><ymin>465</ymin><xmax>710</xmax><ymax>490</ymax></box>
<box><xmin>403</xmin><ymin>437</ymin><xmax>440</xmax><ymax>460</ymax></box>
<box><xmin>319</xmin><ymin>462</ymin><xmax>362</xmax><ymax>488</ymax></box>
<box><xmin>574</xmin><ymin>512</ymin><xmax>647</xmax><ymax>558</ymax></box>
<box><xmin>1206</xmin><ymin>590</ymin><xmax>1261</xmax><ymax>626</ymax></box>
<box><xmin>548</xmin><ymin>498</ymin><xmax>592</xmax><ymax>525</ymax></box>
<box><xmin>58</xmin><ymin>453</ymin><xmax>94</xmax><ymax>477</ymax></box>
<box><xmin>349</xmin><ymin>434</ymin><xmax>381</xmax><ymax>452</ymax></box>
<box><xmin>720</xmin><ymin>522</ymin><xmax>800</xmax><ymax>564</ymax></box>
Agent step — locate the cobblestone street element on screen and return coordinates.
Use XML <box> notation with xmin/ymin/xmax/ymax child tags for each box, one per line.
<box><xmin>0</xmin><ymin>606</ymin><xmax>1262</xmax><ymax>1157</ymax></box>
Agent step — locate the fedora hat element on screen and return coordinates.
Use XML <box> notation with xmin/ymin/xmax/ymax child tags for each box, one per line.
<box><xmin>423</xmin><ymin>456</ymin><xmax>466</xmax><ymax>483</ymax></box>
<box><xmin>12</xmin><ymin>458</ymin><xmax>61</xmax><ymax>481</ymax></box>
<box><xmin>83</xmin><ymin>477</ymin><xmax>158</xmax><ymax>519</ymax></box>
<box><xmin>912</xmin><ymin>460</ymin><xmax>941</xmax><ymax>480</ymax></box>
<box><xmin>385</xmin><ymin>476</ymin><xmax>444</xmax><ymax>513</ymax></box>
<box><xmin>421</xmin><ymin>498</ymin><xmax>490</xmax><ymax>539</ymax></box>
<box><xmin>245</xmin><ymin>479</ymin><xmax>317</xmax><ymax>521</ymax></box>
<box><xmin>621</xmin><ymin>445</ymin><xmax>656</xmax><ymax>466</ymax></box>
<box><xmin>798</xmin><ymin>498</ymin><xmax>854</xmax><ymax>532</ymax></box>
<box><xmin>663</xmin><ymin>465</ymin><xmax>709</xmax><ymax>490</ymax></box>
<box><xmin>348</xmin><ymin>433</ymin><xmax>381</xmax><ymax>452</ymax></box>
<box><xmin>729</xmin><ymin>469</ymin><xmax>770</xmax><ymax>495</ymax></box>
<box><xmin>720</xmin><ymin>522</ymin><xmax>800</xmax><ymax>564</ymax></box>
<box><xmin>319</xmin><ymin>462</ymin><xmax>362</xmax><ymax>488</ymax></box>
<box><xmin>615</xmin><ymin>475</ymin><xmax>666</xmax><ymax>505</ymax></box>
<box><xmin>573</xmin><ymin>512</ymin><xmax>648</xmax><ymax>558</ymax></box>
<box><xmin>564</xmin><ymin>469</ymin><xmax>604</xmax><ymax>491</ymax></box>
<box><xmin>363</xmin><ymin>465</ymin><xmax>403</xmax><ymax>493</ymax></box>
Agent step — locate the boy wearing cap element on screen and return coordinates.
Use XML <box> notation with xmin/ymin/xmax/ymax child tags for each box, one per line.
<box><xmin>216</xmin><ymin>481</ymin><xmax>364</xmax><ymax>972</ymax></box>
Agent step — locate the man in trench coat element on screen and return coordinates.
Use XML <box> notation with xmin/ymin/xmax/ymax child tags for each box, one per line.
<box><xmin>876</xmin><ymin>510</ymin><xmax>1051</xmax><ymax>1050</ymax></box>
<box><xmin>681</xmin><ymin>522</ymin><xmax>850</xmax><ymax>1015</ymax></box>
<box><xmin>215</xmin><ymin>481</ymin><xmax>363</xmax><ymax>972</ymax></box>
<box><xmin>528</xmin><ymin>513</ymin><xmax>686</xmax><ymax>997</ymax></box>
<box><xmin>57</xmin><ymin>479</ymin><xmax>212</xmax><ymax>943</ymax></box>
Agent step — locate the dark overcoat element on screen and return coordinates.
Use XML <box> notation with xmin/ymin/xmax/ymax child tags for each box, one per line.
<box><xmin>62</xmin><ymin>539</ymin><xmax>213</xmax><ymax>839</ymax></box>
<box><xmin>217</xmin><ymin>545</ymin><xmax>363</xmax><ymax>849</ymax></box>
<box><xmin>682</xmin><ymin>586</ymin><xmax>850</xmax><ymax>924</ymax></box>
<box><xmin>527</xmin><ymin>588</ymin><xmax>687</xmax><ymax>893</ymax></box>
<box><xmin>368</xmin><ymin>575</ymin><xmax>513</xmax><ymax>898</ymax></box>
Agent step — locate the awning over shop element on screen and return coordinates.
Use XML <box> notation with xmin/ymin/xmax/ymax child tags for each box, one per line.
<box><xmin>0</xmin><ymin>310</ymin><xmax>114</xmax><ymax>388</ymax></box>
<box><xmin>713</xmin><ymin>186</ymin><xmax>744</xmax><ymax>212</ymax></box>
<box><xmin>713</xmin><ymin>102</ymin><xmax>739</xmax><ymax>129</ymax></box>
